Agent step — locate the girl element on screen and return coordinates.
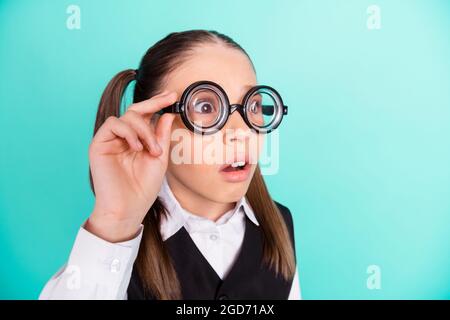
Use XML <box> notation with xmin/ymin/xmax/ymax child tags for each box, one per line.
<box><xmin>40</xmin><ymin>30</ymin><xmax>300</xmax><ymax>300</ymax></box>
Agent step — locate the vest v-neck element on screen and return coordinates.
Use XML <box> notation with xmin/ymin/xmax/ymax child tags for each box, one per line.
<box><xmin>127</xmin><ymin>201</ymin><xmax>295</xmax><ymax>300</ymax></box>
<box><xmin>172</xmin><ymin>214</ymin><xmax>253</xmax><ymax>284</ymax></box>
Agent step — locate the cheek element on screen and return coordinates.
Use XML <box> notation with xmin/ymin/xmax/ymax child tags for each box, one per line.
<box><xmin>167</xmin><ymin>161</ymin><xmax>224</xmax><ymax>200</ymax></box>
<box><xmin>255</xmin><ymin>133</ymin><xmax>265</xmax><ymax>154</ymax></box>
<box><xmin>169</xmin><ymin>162</ymin><xmax>217</xmax><ymax>181</ymax></box>
<box><xmin>246</xmin><ymin>133</ymin><xmax>264</xmax><ymax>164</ymax></box>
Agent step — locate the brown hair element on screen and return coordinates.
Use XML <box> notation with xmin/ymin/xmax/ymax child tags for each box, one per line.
<box><xmin>90</xmin><ymin>30</ymin><xmax>295</xmax><ymax>299</ymax></box>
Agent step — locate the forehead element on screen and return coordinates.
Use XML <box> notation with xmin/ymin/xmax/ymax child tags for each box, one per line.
<box><xmin>165</xmin><ymin>43</ymin><xmax>257</xmax><ymax>102</ymax></box>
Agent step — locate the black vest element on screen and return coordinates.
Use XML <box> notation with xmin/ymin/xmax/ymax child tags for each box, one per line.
<box><xmin>127</xmin><ymin>202</ymin><xmax>296</xmax><ymax>300</ymax></box>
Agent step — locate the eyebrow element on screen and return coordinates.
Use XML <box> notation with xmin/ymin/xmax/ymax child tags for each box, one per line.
<box><xmin>240</xmin><ymin>84</ymin><xmax>257</xmax><ymax>95</ymax></box>
<box><xmin>242</xmin><ymin>84</ymin><xmax>256</xmax><ymax>90</ymax></box>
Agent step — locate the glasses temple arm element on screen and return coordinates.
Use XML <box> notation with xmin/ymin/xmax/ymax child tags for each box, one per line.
<box><xmin>261</xmin><ymin>105</ymin><xmax>288</xmax><ymax>115</ymax></box>
<box><xmin>158</xmin><ymin>102</ymin><xmax>182</xmax><ymax>115</ymax></box>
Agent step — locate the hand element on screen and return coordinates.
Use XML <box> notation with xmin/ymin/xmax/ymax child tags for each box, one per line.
<box><xmin>86</xmin><ymin>91</ymin><xmax>177</xmax><ymax>242</ymax></box>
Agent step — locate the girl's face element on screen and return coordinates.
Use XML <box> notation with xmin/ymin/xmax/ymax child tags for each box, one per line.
<box><xmin>163</xmin><ymin>43</ymin><xmax>263</xmax><ymax>206</ymax></box>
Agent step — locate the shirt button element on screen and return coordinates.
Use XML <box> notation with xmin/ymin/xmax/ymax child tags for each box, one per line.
<box><xmin>209</xmin><ymin>234</ymin><xmax>218</xmax><ymax>241</ymax></box>
<box><xmin>110</xmin><ymin>258</ymin><xmax>121</xmax><ymax>273</ymax></box>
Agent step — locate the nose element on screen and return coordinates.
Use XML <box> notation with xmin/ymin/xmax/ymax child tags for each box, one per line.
<box><xmin>223</xmin><ymin>111</ymin><xmax>251</xmax><ymax>146</ymax></box>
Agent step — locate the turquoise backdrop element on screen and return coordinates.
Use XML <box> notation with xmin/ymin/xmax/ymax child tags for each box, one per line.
<box><xmin>0</xmin><ymin>0</ymin><xmax>449</xmax><ymax>299</ymax></box>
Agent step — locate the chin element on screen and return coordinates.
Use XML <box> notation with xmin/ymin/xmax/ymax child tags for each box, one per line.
<box><xmin>214</xmin><ymin>181</ymin><xmax>250</xmax><ymax>202</ymax></box>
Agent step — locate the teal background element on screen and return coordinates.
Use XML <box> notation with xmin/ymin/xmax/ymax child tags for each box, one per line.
<box><xmin>1</xmin><ymin>0</ymin><xmax>449</xmax><ymax>299</ymax></box>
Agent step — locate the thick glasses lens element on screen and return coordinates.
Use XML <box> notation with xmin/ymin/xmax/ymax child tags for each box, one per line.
<box><xmin>245</xmin><ymin>87</ymin><xmax>283</xmax><ymax>132</ymax></box>
<box><xmin>184</xmin><ymin>84</ymin><xmax>227</xmax><ymax>132</ymax></box>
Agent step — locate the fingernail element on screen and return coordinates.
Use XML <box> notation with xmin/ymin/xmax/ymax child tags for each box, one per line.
<box><xmin>136</xmin><ymin>140</ymin><xmax>143</xmax><ymax>150</ymax></box>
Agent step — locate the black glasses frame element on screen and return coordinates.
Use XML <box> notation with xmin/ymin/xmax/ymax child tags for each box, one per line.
<box><xmin>159</xmin><ymin>80</ymin><xmax>288</xmax><ymax>135</ymax></box>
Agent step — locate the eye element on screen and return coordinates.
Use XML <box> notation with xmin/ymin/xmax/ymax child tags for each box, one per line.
<box><xmin>193</xmin><ymin>100</ymin><xmax>215</xmax><ymax>114</ymax></box>
<box><xmin>248</xmin><ymin>100</ymin><xmax>262</xmax><ymax>114</ymax></box>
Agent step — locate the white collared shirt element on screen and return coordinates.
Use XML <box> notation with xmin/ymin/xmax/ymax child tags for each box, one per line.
<box><xmin>39</xmin><ymin>177</ymin><xmax>301</xmax><ymax>300</ymax></box>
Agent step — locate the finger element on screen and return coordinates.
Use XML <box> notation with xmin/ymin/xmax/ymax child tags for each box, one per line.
<box><xmin>121</xmin><ymin>110</ymin><xmax>162</xmax><ymax>157</ymax></box>
<box><xmin>127</xmin><ymin>91</ymin><xmax>178</xmax><ymax>119</ymax></box>
<box><xmin>94</xmin><ymin>116</ymin><xmax>143</xmax><ymax>152</ymax></box>
<box><xmin>155</xmin><ymin>113</ymin><xmax>176</xmax><ymax>153</ymax></box>
<box><xmin>93</xmin><ymin>138</ymin><xmax>129</xmax><ymax>154</ymax></box>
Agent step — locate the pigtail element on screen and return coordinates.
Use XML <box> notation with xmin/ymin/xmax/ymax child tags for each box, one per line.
<box><xmin>246</xmin><ymin>165</ymin><xmax>296</xmax><ymax>280</ymax></box>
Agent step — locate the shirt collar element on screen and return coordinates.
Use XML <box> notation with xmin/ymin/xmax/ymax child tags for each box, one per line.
<box><xmin>157</xmin><ymin>176</ymin><xmax>259</xmax><ymax>241</ymax></box>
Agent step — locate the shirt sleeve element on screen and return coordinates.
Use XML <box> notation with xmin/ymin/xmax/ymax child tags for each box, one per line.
<box><xmin>39</xmin><ymin>224</ymin><xmax>143</xmax><ymax>300</ymax></box>
<box><xmin>288</xmin><ymin>268</ymin><xmax>302</xmax><ymax>300</ymax></box>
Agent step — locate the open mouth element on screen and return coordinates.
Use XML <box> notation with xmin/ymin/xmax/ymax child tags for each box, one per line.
<box><xmin>221</xmin><ymin>161</ymin><xmax>248</xmax><ymax>172</ymax></box>
<box><xmin>219</xmin><ymin>157</ymin><xmax>252</xmax><ymax>183</ymax></box>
